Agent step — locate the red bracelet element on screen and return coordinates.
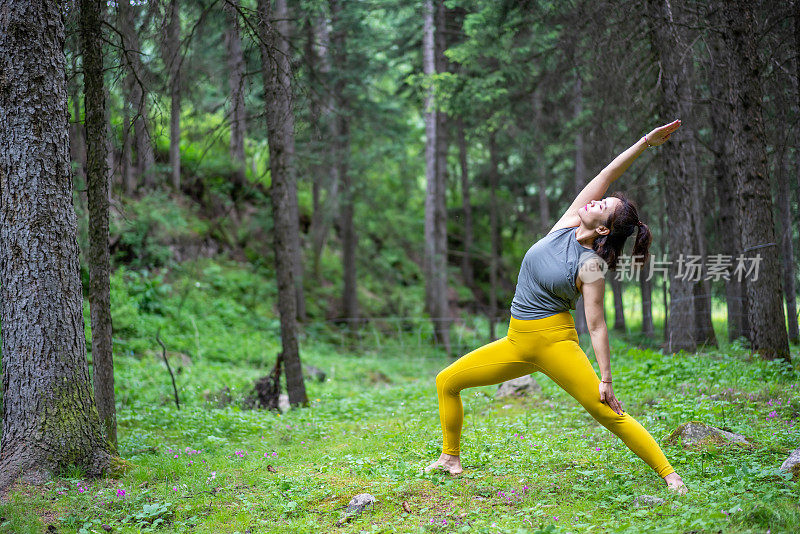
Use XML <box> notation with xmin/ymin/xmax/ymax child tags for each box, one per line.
<box><xmin>601</xmin><ymin>379</ymin><xmax>612</xmax><ymax>383</ymax></box>
<box><xmin>643</xmin><ymin>135</ymin><xmax>652</xmax><ymax>148</ymax></box>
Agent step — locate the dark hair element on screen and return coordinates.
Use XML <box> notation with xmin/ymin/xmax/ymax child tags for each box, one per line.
<box><xmin>591</xmin><ymin>192</ymin><xmax>652</xmax><ymax>271</ymax></box>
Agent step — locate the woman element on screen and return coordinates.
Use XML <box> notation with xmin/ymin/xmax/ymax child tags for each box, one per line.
<box><xmin>425</xmin><ymin>119</ymin><xmax>687</xmax><ymax>494</ymax></box>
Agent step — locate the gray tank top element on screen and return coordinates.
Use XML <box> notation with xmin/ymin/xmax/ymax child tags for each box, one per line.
<box><xmin>510</xmin><ymin>226</ymin><xmax>600</xmax><ymax>320</ymax></box>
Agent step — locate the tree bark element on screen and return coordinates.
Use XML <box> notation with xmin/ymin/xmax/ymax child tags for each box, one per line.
<box><xmin>434</xmin><ymin>0</ymin><xmax>451</xmax><ymax>351</ymax></box>
<box><xmin>225</xmin><ymin>0</ymin><xmax>247</xmax><ymax>192</ymax></box>
<box><xmin>637</xmin><ymin>190</ymin><xmax>654</xmax><ymax>336</ymax></box>
<box><xmin>457</xmin><ymin>119</ymin><xmax>474</xmax><ymax>292</ymax></box>
<box><xmin>166</xmin><ymin>0</ymin><xmax>181</xmax><ymax>190</ymax></box>
<box><xmin>717</xmin><ymin>0</ymin><xmax>790</xmax><ymax>361</ymax></box>
<box><xmin>777</xmin><ymin>139</ymin><xmax>799</xmax><ymax>344</ymax></box>
<box><xmin>422</xmin><ymin>0</ymin><xmax>451</xmax><ymax>353</ymax></box>
<box><xmin>81</xmin><ymin>0</ymin><xmax>116</xmax><ymax>451</ymax></box>
<box><xmin>646</xmin><ymin>0</ymin><xmax>697</xmax><ymax>353</ymax></box>
<box><xmin>571</xmin><ymin>79</ymin><xmax>588</xmax><ymax>335</ymax></box>
<box><xmin>0</xmin><ymin>0</ymin><xmax>114</xmax><ymax>491</ymax></box>
<box><xmin>118</xmin><ymin>0</ymin><xmax>155</xmax><ymax>190</ymax></box>
<box><xmin>256</xmin><ymin>0</ymin><xmax>308</xmax><ymax>406</ymax></box>
<box><xmin>306</xmin><ymin>9</ymin><xmax>338</xmax><ymax>280</ymax></box>
<box><xmin>488</xmin><ymin>134</ymin><xmax>500</xmax><ymax>341</ymax></box>
<box><xmin>331</xmin><ymin>0</ymin><xmax>357</xmax><ymax>324</ymax></box>
<box><xmin>708</xmin><ymin>21</ymin><xmax>748</xmax><ymax>343</ymax></box>
<box><xmin>611</xmin><ymin>276</ymin><xmax>626</xmax><ymax>332</ymax></box>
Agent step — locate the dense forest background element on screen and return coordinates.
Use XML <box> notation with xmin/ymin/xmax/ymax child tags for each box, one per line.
<box><xmin>59</xmin><ymin>0</ymin><xmax>800</xmax><ymax>359</ymax></box>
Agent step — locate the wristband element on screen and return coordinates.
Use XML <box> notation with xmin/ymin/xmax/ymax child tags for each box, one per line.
<box><xmin>643</xmin><ymin>135</ymin><xmax>652</xmax><ymax>148</ymax></box>
<box><xmin>601</xmin><ymin>379</ymin><xmax>612</xmax><ymax>383</ymax></box>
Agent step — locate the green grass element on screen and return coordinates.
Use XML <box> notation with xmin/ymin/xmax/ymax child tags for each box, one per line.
<box><xmin>2</xmin><ymin>330</ymin><xmax>798</xmax><ymax>533</ymax></box>
<box><xmin>2</xmin><ymin>263</ymin><xmax>798</xmax><ymax>533</ymax></box>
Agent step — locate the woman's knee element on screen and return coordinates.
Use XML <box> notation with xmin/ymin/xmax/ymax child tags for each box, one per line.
<box><xmin>436</xmin><ymin>367</ymin><xmax>463</xmax><ymax>397</ymax></box>
<box><xmin>435</xmin><ymin>369</ymin><xmax>453</xmax><ymax>394</ymax></box>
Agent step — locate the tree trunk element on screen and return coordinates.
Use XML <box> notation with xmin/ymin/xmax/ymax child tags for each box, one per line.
<box><xmin>121</xmin><ymin>87</ymin><xmax>134</xmax><ymax>195</ymax></box>
<box><xmin>0</xmin><ymin>0</ymin><xmax>114</xmax><ymax>491</ymax></box>
<box><xmin>610</xmin><ymin>276</ymin><xmax>626</xmax><ymax>332</ymax></box>
<box><xmin>717</xmin><ymin>0</ymin><xmax>790</xmax><ymax>361</ymax></box>
<box><xmin>434</xmin><ymin>0</ymin><xmax>451</xmax><ymax>352</ymax></box>
<box><xmin>331</xmin><ymin>0</ymin><xmax>357</xmax><ymax>324</ymax></box>
<box><xmin>777</xmin><ymin>141</ymin><xmax>799</xmax><ymax>344</ymax></box>
<box><xmin>167</xmin><ymin>0</ymin><xmax>181</xmax><ymax>190</ymax></box>
<box><xmin>81</xmin><ymin>0</ymin><xmax>116</xmax><ymax>450</ymax></box>
<box><xmin>256</xmin><ymin>0</ymin><xmax>308</xmax><ymax>406</ymax></box>
<box><xmin>457</xmin><ymin>119</ymin><xmax>474</xmax><ymax>292</ymax></box>
<box><xmin>708</xmin><ymin>22</ymin><xmax>748</xmax><ymax>343</ymax></box>
<box><xmin>637</xmin><ymin>190</ymin><xmax>654</xmax><ymax>336</ymax></box>
<box><xmin>422</xmin><ymin>0</ymin><xmax>451</xmax><ymax>353</ymax></box>
<box><xmin>488</xmin><ymin>134</ymin><xmax>500</xmax><ymax>341</ymax></box>
<box><xmin>307</xmin><ymin>10</ymin><xmax>339</xmax><ymax>281</ymax></box>
<box><xmin>118</xmin><ymin>0</ymin><xmax>155</xmax><ymax>190</ymax></box>
<box><xmin>531</xmin><ymin>89</ymin><xmax>550</xmax><ymax>235</ymax></box>
<box><xmin>225</xmin><ymin>0</ymin><xmax>247</xmax><ymax>192</ymax></box>
<box><xmin>646</xmin><ymin>0</ymin><xmax>697</xmax><ymax>353</ymax></box>
<box><xmin>571</xmin><ymin>79</ymin><xmax>588</xmax><ymax>334</ymax></box>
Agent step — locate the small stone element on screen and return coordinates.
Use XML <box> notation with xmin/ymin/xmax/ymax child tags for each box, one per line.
<box><xmin>402</xmin><ymin>501</ymin><xmax>411</xmax><ymax>512</ymax></box>
<box><xmin>346</xmin><ymin>493</ymin><xmax>376</xmax><ymax>514</ymax></box>
<box><xmin>633</xmin><ymin>495</ymin><xmax>665</xmax><ymax>508</ymax></box>
<box><xmin>496</xmin><ymin>375</ymin><xmax>542</xmax><ymax>399</ymax></box>
<box><xmin>664</xmin><ymin>421</ymin><xmax>750</xmax><ymax>448</ymax></box>
<box><xmin>780</xmin><ymin>447</ymin><xmax>800</xmax><ymax>478</ymax></box>
<box><xmin>102</xmin><ymin>525</ymin><xmax>112</xmax><ymax>532</ymax></box>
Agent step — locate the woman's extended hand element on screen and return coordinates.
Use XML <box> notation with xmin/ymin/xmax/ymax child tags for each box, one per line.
<box><xmin>645</xmin><ymin>119</ymin><xmax>681</xmax><ymax>146</ymax></box>
<box><xmin>599</xmin><ymin>381</ymin><xmax>624</xmax><ymax>415</ymax></box>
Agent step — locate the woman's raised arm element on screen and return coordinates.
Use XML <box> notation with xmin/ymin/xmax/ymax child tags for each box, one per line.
<box><xmin>549</xmin><ymin>119</ymin><xmax>681</xmax><ymax>234</ymax></box>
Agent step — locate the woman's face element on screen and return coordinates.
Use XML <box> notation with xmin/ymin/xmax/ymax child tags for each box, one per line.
<box><xmin>579</xmin><ymin>197</ymin><xmax>622</xmax><ymax>234</ymax></box>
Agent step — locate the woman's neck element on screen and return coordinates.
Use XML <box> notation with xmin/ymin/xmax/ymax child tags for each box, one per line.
<box><xmin>574</xmin><ymin>224</ymin><xmax>598</xmax><ymax>250</ymax></box>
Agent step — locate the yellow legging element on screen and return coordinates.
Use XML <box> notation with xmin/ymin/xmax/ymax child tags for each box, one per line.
<box><xmin>435</xmin><ymin>312</ymin><xmax>674</xmax><ymax>478</ymax></box>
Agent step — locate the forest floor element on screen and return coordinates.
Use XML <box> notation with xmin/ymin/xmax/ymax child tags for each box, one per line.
<box><xmin>2</xmin><ymin>330</ymin><xmax>799</xmax><ymax>533</ymax></box>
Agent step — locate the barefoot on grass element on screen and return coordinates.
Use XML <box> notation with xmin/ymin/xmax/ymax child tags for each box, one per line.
<box><xmin>424</xmin><ymin>453</ymin><xmax>463</xmax><ymax>475</ymax></box>
<box><xmin>664</xmin><ymin>472</ymin><xmax>688</xmax><ymax>494</ymax></box>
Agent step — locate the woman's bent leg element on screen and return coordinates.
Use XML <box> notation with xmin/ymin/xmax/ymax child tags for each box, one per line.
<box><xmin>436</xmin><ymin>337</ymin><xmax>535</xmax><ymax>455</ymax></box>
<box><xmin>533</xmin><ymin>335</ymin><xmax>674</xmax><ymax>478</ymax></box>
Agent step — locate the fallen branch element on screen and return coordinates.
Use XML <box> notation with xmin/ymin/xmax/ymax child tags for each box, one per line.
<box><xmin>156</xmin><ymin>330</ymin><xmax>180</xmax><ymax>410</ymax></box>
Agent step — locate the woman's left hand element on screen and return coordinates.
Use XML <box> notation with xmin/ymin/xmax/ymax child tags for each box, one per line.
<box><xmin>645</xmin><ymin>119</ymin><xmax>681</xmax><ymax>146</ymax></box>
<box><xmin>599</xmin><ymin>381</ymin><xmax>624</xmax><ymax>415</ymax></box>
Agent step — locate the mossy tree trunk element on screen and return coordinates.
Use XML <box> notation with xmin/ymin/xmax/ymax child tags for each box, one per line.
<box><xmin>0</xmin><ymin>0</ymin><xmax>114</xmax><ymax>492</ymax></box>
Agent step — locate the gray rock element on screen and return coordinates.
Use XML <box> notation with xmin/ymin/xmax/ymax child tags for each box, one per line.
<box><xmin>633</xmin><ymin>495</ymin><xmax>665</xmax><ymax>508</ymax></box>
<box><xmin>303</xmin><ymin>364</ymin><xmax>327</xmax><ymax>382</ymax></box>
<box><xmin>664</xmin><ymin>421</ymin><xmax>750</xmax><ymax>448</ymax></box>
<box><xmin>345</xmin><ymin>493</ymin><xmax>376</xmax><ymax>514</ymax></box>
<box><xmin>780</xmin><ymin>447</ymin><xmax>800</xmax><ymax>478</ymax></box>
<box><xmin>496</xmin><ymin>375</ymin><xmax>541</xmax><ymax>399</ymax></box>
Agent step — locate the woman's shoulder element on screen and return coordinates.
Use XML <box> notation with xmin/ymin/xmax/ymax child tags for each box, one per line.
<box><xmin>545</xmin><ymin>224</ymin><xmax>577</xmax><ymax>237</ymax></box>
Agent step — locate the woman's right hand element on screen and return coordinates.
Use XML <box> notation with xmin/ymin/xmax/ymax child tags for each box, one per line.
<box><xmin>599</xmin><ymin>381</ymin><xmax>624</xmax><ymax>415</ymax></box>
<box><xmin>645</xmin><ymin>119</ymin><xmax>681</xmax><ymax>146</ymax></box>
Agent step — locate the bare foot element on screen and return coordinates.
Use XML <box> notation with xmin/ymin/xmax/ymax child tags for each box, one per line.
<box><xmin>664</xmin><ymin>472</ymin><xmax>688</xmax><ymax>494</ymax></box>
<box><xmin>424</xmin><ymin>453</ymin><xmax>463</xmax><ymax>475</ymax></box>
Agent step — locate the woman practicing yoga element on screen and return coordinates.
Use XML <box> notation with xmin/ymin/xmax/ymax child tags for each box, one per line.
<box><xmin>425</xmin><ymin>119</ymin><xmax>687</xmax><ymax>494</ymax></box>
